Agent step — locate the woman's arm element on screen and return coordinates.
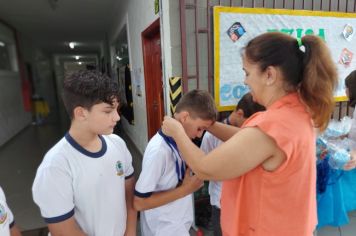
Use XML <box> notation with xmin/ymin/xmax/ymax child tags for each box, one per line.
<box><xmin>162</xmin><ymin>116</ymin><xmax>282</xmax><ymax>180</ymax></box>
<box><xmin>207</xmin><ymin>121</ymin><xmax>240</xmax><ymax>142</ymax></box>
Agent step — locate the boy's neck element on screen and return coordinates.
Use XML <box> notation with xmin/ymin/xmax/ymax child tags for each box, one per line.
<box><xmin>68</xmin><ymin>125</ymin><xmax>102</xmax><ymax>152</ymax></box>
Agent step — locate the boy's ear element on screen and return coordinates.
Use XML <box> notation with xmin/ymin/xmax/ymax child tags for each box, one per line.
<box><xmin>236</xmin><ymin>109</ymin><xmax>244</xmax><ymax>117</ymax></box>
<box><xmin>234</xmin><ymin>108</ymin><xmax>246</xmax><ymax>127</ymax></box>
<box><xmin>73</xmin><ymin>106</ymin><xmax>87</xmax><ymax>121</ymax></box>
<box><xmin>175</xmin><ymin>111</ymin><xmax>189</xmax><ymax>123</ymax></box>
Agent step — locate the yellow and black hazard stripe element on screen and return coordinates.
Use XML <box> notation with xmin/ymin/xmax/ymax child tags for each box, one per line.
<box><xmin>169</xmin><ymin>77</ymin><xmax>182</xmax><ymax>114</ymax></box>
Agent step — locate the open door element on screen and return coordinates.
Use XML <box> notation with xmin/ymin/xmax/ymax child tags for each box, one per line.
<box><xmin>142</xmin><ymin>18</ymin><xmax>164</xmax><ymax>140</ymax></box>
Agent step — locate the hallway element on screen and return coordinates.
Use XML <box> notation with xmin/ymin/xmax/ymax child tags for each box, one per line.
<box><xmin>0</xmin><ymin>124</ymin><xmax>64</xmax><ymax>231</ymax></box>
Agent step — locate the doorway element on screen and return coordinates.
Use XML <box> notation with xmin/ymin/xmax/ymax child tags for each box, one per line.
<box><xmin>142</xmin><ymin>18</ymin><xmax>164</xmax><ymax>140</ymax></box>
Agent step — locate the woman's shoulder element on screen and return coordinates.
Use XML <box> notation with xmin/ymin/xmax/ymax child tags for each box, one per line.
<box><xmin>244</xmin><ymin>104</ymin><xmax>313</xmax><ymax>137</ymax></box>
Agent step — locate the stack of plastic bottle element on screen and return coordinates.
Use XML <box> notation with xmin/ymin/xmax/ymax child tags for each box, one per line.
<box><xmin>317</xmin><ymin>116</ymin><xmax>353</xmax><ymax>170</ymax></box>
<box><xmin>316</xmin><ymin>116</ymin><xmax>356</xmax><ymax>228</ymax></box>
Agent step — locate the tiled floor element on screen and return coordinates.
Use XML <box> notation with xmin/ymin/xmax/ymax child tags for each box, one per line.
<box><xmin>317</xmin><ymin>211</ymin><xmax>356</xmax><ymax>236</ymax></box>
<box><xmin>0</xmin><ymin>124</ymin><xmax>64</xmax><ymax>231</ymax></box>
<box><xmin>1</xmin><ymin>123</ymin><xmax>356</xmax><ymax>235</ymax></box>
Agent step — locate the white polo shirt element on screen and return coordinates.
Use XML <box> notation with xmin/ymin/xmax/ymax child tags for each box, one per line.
<box><xmin>0</xmin><ymin>186</ymin><xmax>14</xmax><ymax>236</ymax></box>
<box><xmin>32</xmin><ymin>133</ymin><xmax>134</xmax><ymax>236</ymax></box>
<box><xmin>200</xmin><ymin>132</ymin><xmax>222</xmax><ymax>208</ymax></box>
<box><xmin>135</xmin><ymin>132</ymin><xmax>193</xmax><ymax>236</ymax></box>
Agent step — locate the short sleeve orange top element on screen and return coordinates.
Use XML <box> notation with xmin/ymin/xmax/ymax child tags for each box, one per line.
<box><xmin>221</xmin><ymin>93</ymin><xmax>317</xmax><ymax>236</ymax></box>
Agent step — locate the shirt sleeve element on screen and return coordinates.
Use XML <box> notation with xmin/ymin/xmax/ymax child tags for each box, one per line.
<box><xmin>32</xmin><ymin>166</ymin><xmax>75</xmax><ymax>223</ymax></box>
<box><xmin>200</xmin><ymin>132</ymin><xmax>222</xmax><ymax>153</ymax></box>
<box><xmin>134</xmin><ymin>143</ymin><xmax>168</xmax><ymax>198</ymax></box>
<box><xmin>123</xmin><ymin>143</ymin><xmax>134</xmax><ymax>179</ymax></box>
<box><xmin>245</xmin><ymin>112</ymin><xmax>294</xmax><ymax>163</ymax></box>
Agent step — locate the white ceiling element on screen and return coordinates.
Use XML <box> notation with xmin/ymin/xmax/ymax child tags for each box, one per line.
<box><xmin>0</xmin><ymin>0</ymin><xmax>129</xmax><ymax>54</ymax></box>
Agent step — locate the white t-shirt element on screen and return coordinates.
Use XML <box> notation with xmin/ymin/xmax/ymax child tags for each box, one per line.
<box><xmin>200</xmin><ymin>132</ymin><xmax>222</xmax><ymax>208</ymax></box>
<box><xmin>135</xmin><ymin>133</ymin><xmax>193</xmax><ymax>236</ymax></box>
<box><xmin>0</xmin><ymin>186</ymin><xmax>14</xmax><ymax>236</ymax></box>
<box><xmin>32</xmin><ymin>133</ymin><xmax>134</xmax><ymax>236</ymax></box>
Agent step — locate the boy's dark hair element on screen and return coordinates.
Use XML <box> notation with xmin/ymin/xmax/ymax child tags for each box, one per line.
<box><xmin>62</xmin><ymin>70</ymin><xmax>119</xmax><ymax>119</ymax></box>
<box><xmin>236</xmin><ymin>93</ymin><xmax>265</xmax><ymax>118</ymax></box>
<box><xmin>345</xmin><ymin>70</ymin><xmax>356</xmax><ymax>108</ymax></box>
<box><xmin>175</xmin><ymin>89</ymin><xmax>217</xmax><ymax>122</ymax></box>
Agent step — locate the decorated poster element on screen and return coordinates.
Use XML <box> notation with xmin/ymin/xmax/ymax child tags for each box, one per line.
<box><xmin>214</xmin><ymin>7</ymin><xmax>356</xmax><ymax>111</ymax></box>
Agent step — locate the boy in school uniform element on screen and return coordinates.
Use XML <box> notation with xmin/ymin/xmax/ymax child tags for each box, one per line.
<box><xmin>32</xmin><ymin>70</ymin><xmax>136</xmax><ymax>236</ymax></box>
<box><xmin>134</xmin><ymin>89</ymin><xmax>217</xmax><ymax>236</ymax></box>
<box><xmin>0</xmin><ymin>186</ymin><xmax>22</xmax><ymax>236</ymax></box>
<box><xmin>200</xmin><ymin>92</ymin><xmax>265</xmax><ymax>236</ymax></box>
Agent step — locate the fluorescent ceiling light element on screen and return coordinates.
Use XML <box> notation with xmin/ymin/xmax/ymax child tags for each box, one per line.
<box><xmin>69</xmin><ymin>42</ymin><xmax>75</xmax><ymax>49</ymax></box>
<box><xmin>0</xmin><ymin>41</ymin><xmax>5</xmax><ymax>47</ymax></box>
<box><xmin>78</xmin><ymin>62</ymin><xmax>82</xmax><ymax>65</ymax></box>
<box><xmin>116</xmin><ymin>56</ymin><xmax>122</xmax><ymax>61</ymax></box>
<box><xmin>75</xmin><ymin>56</ymin><xmax>80</xmax><ymax>60</ymax></box>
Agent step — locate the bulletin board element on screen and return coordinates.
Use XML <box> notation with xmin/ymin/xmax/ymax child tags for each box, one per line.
<box><xmin>214</xmin><ymin>7</ymin><xmax>356</xmax><ymax>111</ymax></box>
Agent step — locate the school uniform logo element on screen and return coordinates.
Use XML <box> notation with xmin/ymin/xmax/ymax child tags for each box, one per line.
<box><xmin>116</xmin><ymin>161</ymin><xmax>124</xmax><ymax>176</ymax></box>
<box><xmin>0</xmin><ymin>203</ymin><xmax>7</xmax><ymax>224</ymax></box>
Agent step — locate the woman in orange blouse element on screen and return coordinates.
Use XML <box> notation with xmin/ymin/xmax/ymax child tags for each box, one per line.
<box><xmin>162</xmin><ymin>32</ymin><xmax>337</xmax><ymax>236</ymax></box>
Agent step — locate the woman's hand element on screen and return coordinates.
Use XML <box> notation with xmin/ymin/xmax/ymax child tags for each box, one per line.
<box><xmin>161</xmin><ymin>116</ymin><xmax>185</xmax><ymax>139</ymax></box>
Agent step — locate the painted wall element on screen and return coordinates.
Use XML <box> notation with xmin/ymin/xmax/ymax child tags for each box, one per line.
<box><xmin>0</xmin><ymin>23</ymin><xmax>31</xmax><ymax>146</ymax></box>
<box><xmin>109</xmin><ymin>0</ymin><xmax>159</xmax><ymax>154</ymax></box>
<box><xmin>160</xmin><ymin>0</ymin><xmax>181</xmax><ymax>115</ymax></box>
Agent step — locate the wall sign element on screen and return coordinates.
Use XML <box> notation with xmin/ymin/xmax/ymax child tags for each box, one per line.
<box><xmin>214</xmin><ymin>7</ymin><xmax>356</xmax><ymax>111</ymax></box>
